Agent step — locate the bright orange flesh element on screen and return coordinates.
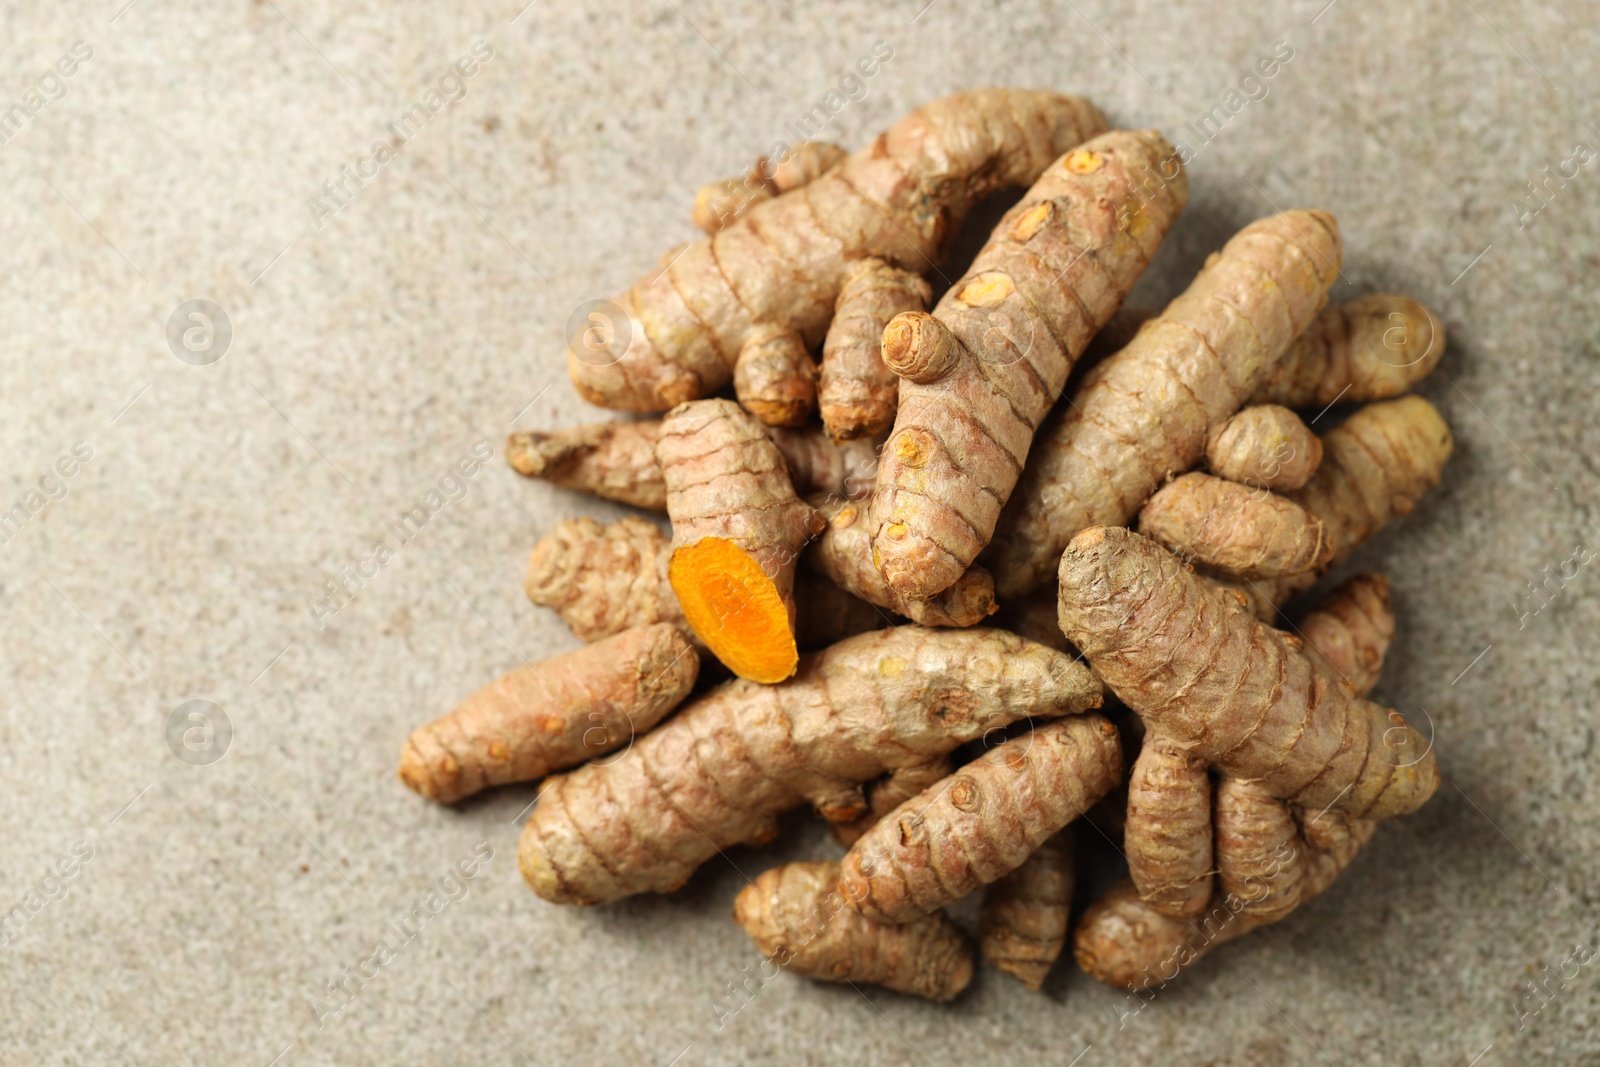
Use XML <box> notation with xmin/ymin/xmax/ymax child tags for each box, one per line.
<box><xmin>669</xmin><ymin>537</ymin><xmax>798</xmax><ymax>684</ymax></box>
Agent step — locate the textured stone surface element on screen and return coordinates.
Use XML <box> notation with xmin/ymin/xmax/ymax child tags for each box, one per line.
<box><xmin>0</xmin><ymin>1</ymin><xmax>1595</xmax><ymax>1064</ymax></box>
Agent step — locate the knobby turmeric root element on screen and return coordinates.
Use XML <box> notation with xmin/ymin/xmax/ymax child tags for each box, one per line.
<box><xmin>1205</xmin><ymin>404</ymin><xmax>1323</xmax><ymax>491</ymax></box>
<box><xmin>1056</xmin><ymin>526</ymin><xmax>1437</xmax><ymax>821</ymax></box>
<box><xmin>570</xmin><ymin>89</ymin><xmax>1107</xmax><ymax>416</ymax></box>
<box><xmin>1300</xmin><ymin>573</ymin><xmax>1395</xmax><ymax>694</ymax></box>
<box><xmin>987</xmin><ymin>209</ymin><xmax>1343</xmax><ymax>600</ymax></box>
<box><xmin>691</xmin><ymin>141</ymin><xmax>848</xmax><ymax>233</ymax></box>
<box><xmin>734</xmin><ymin>861</ymin><xmax>973</xmax><ymax>1002</ymax></box>
<box><xmin>807</xmin><ymin>496</ymin><xmax>997</xmax><ymax>627</ymax></box>
<box><xmin>979</xmin><ymin>828</ymin><xmax>1075</xmax><ymax>990</ymax></box>
<box><xmin>507</xmin><ymin>418</ymin><xmax>879</xmax><ymax>512</ymax></box>
<box><xmin>839</xmin><ymin>715</ymin><xmax>1121</xmax><ymax>923</ymax></box>
<box><xmin>518</xmin><ymin>626</ymin><xmax>1102</xmax><ymax>905</ymax></box>
<box><xmin>870</xmin><ymin>130</ymin><xmax>1188</xmax><ymax>601</ymax></box>
<box><xmin>398</xmin><ymin>623</ymin><xmax>698</xmax><ymax>804</ymax></box>
<box><xmin>1138</xmin><ymin>472</ymin><xmax>1333</xmax><ymax>579</ymax></box>
<box><xmin>818</xmin><ymin>259</ymin><xmax>932</xmax><ymax>442</ymax></box>
<box><xmin>1250</xmin><ymin>294</ymin><xmax>1445</xmax><ymax>409</ymax></box>
<box><xmin>1074</xmin><ymin>812</ymin><xmax>1374</xmax><ymax>991</ymax></box>
<box><xmin>524</xmin><ymin>515</ymin><xmax>882</xmax><ymax>652</ymax></box>
<box><xmin>658</xmin><ymin>399</ymin><xmax>826</xmax><ymax>683</ymax></box>
<box><xmin>829</xmin><ymin>756</ymin><xmax>954</xmax><ymax>848</ymax></box>
<box><xmin>1123</xmin><ymin>733</ymin><xmax>1213</xmax><ymax>918</ymax></box>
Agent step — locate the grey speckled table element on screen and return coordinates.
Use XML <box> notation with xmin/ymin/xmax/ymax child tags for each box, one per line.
<box><xmin>1</xmin><ymin>1</ymin><xmax>1596</xmax><ymax>1064</ymax></box>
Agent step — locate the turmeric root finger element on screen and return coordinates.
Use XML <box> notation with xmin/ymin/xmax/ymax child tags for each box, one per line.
<box><xmin>399</xmin><ymin>623</ymin><xmax>698</xmax><ymax>804</ymax></box>
<box><xmin>1124</xmin><ymin>734</ymin><xmax>1213</xmax><ymax>918</ymax></box>
<box><xmin>1138</xmin><ymin>472</ymin><xmax>1333</xmax><ymax>579</ymax></box>
<box><xmin>692</xmin><ymin>142</ymin><xmax>847</xmax><ymax>233</ymax></box>
<box><xmin>1299</xmin><ymin>573</ymin><xmax>1394</xmax><ymax>696</ymax></box>
<box><xmin>1214</xmin><ymin>778</ymin><xmax>1305</xmax><ymax>924</ymax></box>
<box><xmin>658</xmin><ymin>399</ymin><xmax>825</xmax><ymax>683</ymax></box>
<box><xmin>506</xmin><ymin>420</ymin><xmax>665</xmax><ymax>510</ymax></box>
<box><xmin>807</xmin><ymin>496</ymin><xmax>997</xmax><ymax>628</ymax></box>
<box><xmin>1057</xmin><ymin>526</ymin><xmax>1438</xmax><ymax>821</ymax></box>
<box><xmin>979</xmin><ymin>828</ymin><xmax>1075</xmax><ymax>990</ymax></box>
<box><xmin>734</xmin><ymin>324</ymin><xmax>818</xmax><ymax>427</ymax></box>
<box><xmin>1250</xmin><ymin>294</ymin><xmax>1446</xmax><ymax>409</ymax></box>
<box><xmin>509</xmin><ymin>418</ymin><xmax>877</xmax><ymax>512</ymax></box>
<box><xmin>735</xmin><ymin>861</ymin><xmax>973</xmax><ymax>1002</ymax></box>
<box><xmin>525</xmin><ymin>516</ymin><xmax>683</xmax><ymax>642</ymax></box>
<box><xmin>572</xmin><ymin>90</ymin><xmax>1107</xmax><ymax>412</ymax></box>
<box><xmin>819</xmin><ymin>258</ymin><xmax>932</xmax><ymax>442</ymax></box>
<box><xmin>519</xmin><ymin>626</ymin><xmax>1103</xmax><ymax>905</ymax></box>
<box><xmin>839</xmin><ymin>715</ymin><xmax>1122</xmax><ymax>923</ymax></box>
<box><xmin>987</xmin><ymin>209</ymin><xmax>1344</xmax><ymax>600</ymax></box>
<box><xmin>871</xmin><ymin>130</ymin><xmax>1188</xmax><ymax>601</ymax></box>
<box><xmin>1205</xmin><ymin>404</ymin><xmax>1323</xmax><ymax>491</ymax></box>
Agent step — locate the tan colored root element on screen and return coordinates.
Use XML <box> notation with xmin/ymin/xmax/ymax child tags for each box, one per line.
<box><xmin>839</xmin><ymin>715</ymin><xmax>1121</xmax><ymax>922</ymax></box>
<box><xmin>734</xmin><ymin>325</ymin><xmax>818</xmax><ymax>426</ymax></box>
<box><xmin>658</xmin><ymin>399</ymin><xmax>824</xmax><ymax>683</ymax></box>
<box><xmin>1124</xmin><ymin>734</ymin><xmax>1213</xmax><ymax>918</ymax></box>
<box><xmin>871</xmin><ymin>131</ymin><xmax>1188</xmax><ymax>601</ymax></box>
<box><xmin>807</xmin><ymin>496</ymin><xmax>997</xmax><ymax>627</ymax></box>
<box><xmin>734</xmin><ymin>861</ymin><xmax>973</xmax><ymax>1002</ymax></box>
<box><xmin>1214</xmin><ymin>778</ymin><xmax>1305</xmax><ymax>923</ymax></box>
<box><xmin>399</xmin><ymin>624</ymin><xmax>698</xmax><ymax>804</ymax></box>
<box><xmin>1251</xmin><ymin>294</ymin><xmax>1446</xmax><ymax>409</ymax></box>
<box><xmin>1206</xmin><ymin>404</ymin><xmax>1323</xmax><ymax>491</ymax></box>
<box><xmin>506</xmin><ymin>420</ymin><xmax>665</xmax><ymax>510</ymax></box>
<box><xmin>830</xmin><ymin>756</ymin><xmax>954</xmax><ymax>847</ymax></box>
<box><xmin>1073</xmin><ymin>811</ymin><xmax>1374</xmax><ymax>990</ymax></box>
<box><xmin>692</xmin><ymin>142</ymin><xmax>847</xmax><ymax>233</ymax></box>
<box><xmin>1138</xmin><ymin>472</ymin><xmax>1333</xmax><ymax>579</ymax></box>
<box><xmin>572</xmin><ymin>90</ymin><xmax>1107</xmax><ymax>412</ymax></box>
<box><xmin>979</xmin><ymin>829</ymin><xmax>1075</xmax><ymax>990</ymax></box>
<box><xmin>525</xmin><ymin>516</ymin><xmax>684</xmax><ymax>641</ymax></box>
<box><xmin>1299</xmin><ymin>573</ymin><xmax>1395</xmax><ymax>695</ymax></box>
<box><xmin>1289</xmin><ymin>395</ymin><xmax>1453</xmax><ymax>567</ymax></box>
<box><xmin>519</xmin><ymin>626</ymin><xmax>1103</xmax><ymax>905</ymax></box>
<box><xmin>819</xmin><ymin>259</ymin><xmax>932</xmax><ymax>442</ymax></box>
<box><xmin>1057</xmin><ymin>526</ymin><xmax>1437</xmax><ymax>821</ymax></box>
<box><xmin>509</xmin><ymin>417</ymin><xmax>878</xmax><ymax>513</ymax></box>
<box><xmin>987</xmin><ymin>209</ymin><xmax>1344</xmax><ymax>600</ymax></box>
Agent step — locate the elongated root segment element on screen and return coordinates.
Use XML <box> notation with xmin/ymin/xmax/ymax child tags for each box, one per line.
<box><xmin>987</xmin><ymin>209</ymin><xmax>1343</xmax><ymax>600</ymax></box>
<box><xmin>980</xmin><ymin>829</ymin><xmax>1075</xmax><ymax>990</ymax></box>
<box><xmin>508</xmin><ymin>418</ymin><xmax>880</xmax><ymax>513</ymax></box>
<box><xmin>1251</xmin><ymin>294</ymin><xmax>1446</xmax><ymax>408</ymax></box>
<box><xmin>1206</xmin><ymin>404</ymin><xmax>1322</xmax><ymax>491</ymax></box>
<box><xmin>839</xmin><ymin>715</ymin><xmax>1121</xmax><ymax>923</ymax></box>
<box><xmin>807</xmin><ymin>496</ymin><xmax>997</xmax><ymax>627</ymax></box>
<box><xmin>1138</xmin><ymin>472</ymin><xmax>1333</xmax><ymax>579</ymax></box>
<box><xmin>1057</xmin><ymin>526</ymin><xmax>1438</xmax><ymax>821</ymax></box>
<box><xmin>571</xmin><ymin>89</ymin><xmax>1107</xmax><ymax>414</ymax></box>
<box><xmin>734</xmin><ymin>861</ymin><xmax>973</xmax><ymax>1002</ymax></box>
<box><xmin>658</xmin><ymin>399</ymin><xmax>825</xmax><ymax>682</ymax></box>
<box><xmin>1300</xmin><ymin>573</ymin><xmax>1395</xmax><ymax>694</ymax></box>
<box><xmin>819</xmin><ymin>259</ymin><xmax>932</xmax><ymax>442</ymax></box>
<box><xmin>518</xmin><ymin>626</ymin><xmax>1102</xmax><ymax>905</ymax></box>
<box><xmin>871</xmin><ymin>130</ymin><xmax>1188</xmax><ymax>601</ymax></box>
<box><xmin>692</xmin><ymin>142</ymin><xmax>847</xmax><ymax>233</ymax></box>
<box><xmin>1124</xmin><ymin>734</ymin><xmax>1213</xmax><ymax>918</ymax></box>
<box><xmin>399</xmin><ymin>623</ymin><xmax>698</xmax><ymax>804</ymax></box>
